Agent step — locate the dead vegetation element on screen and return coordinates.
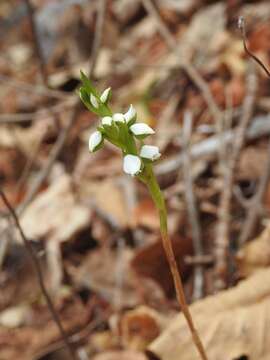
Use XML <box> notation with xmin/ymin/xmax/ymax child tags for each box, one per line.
<box><xmin>1</xmin><ymin>0</ymin><xmax>270</xmax><ymax>359</ymax></box>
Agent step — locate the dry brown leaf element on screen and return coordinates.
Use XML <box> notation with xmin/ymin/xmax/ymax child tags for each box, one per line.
<box><xmin>131</xmin><ymin>235</ymin><xmax>193</xmax><ymax>296</ymax></box>
<box><xmin>149</xmin><ymin>268</ymin><xmax>270</xmax><ymax>360</ymax></box>
<box><xmin>21</xmin><ymin>175</ymin><xmax>91</xmax><ymax>243</ymax></box>
<box><xmin>81</xmin><ymin>178</ymin><xmax>129</xmax><ymax>228</ymax></box>
<box><xmin>131</xmin><ymin>198</ymin><xmax>160</xmax><ymax>231</ymax></box>
<box><xmin>71</xmin><ymin>247</ymin><xmax>140</xmax><ymax>308</ymax></box>
<box><xmin>237</xmin><ymin>145</ymin><xmax>270</xmax><ymax>181</ymax></box>
<box><xmin>0</xmin><ymin>298</ymin><xmax>88</xmax><ymax>360</ymax></box>
<box><xmin>236</xmin><ymin>225</ymin><xmax>270</xmax><ymax>277</ymax></box>
<box><xmin>119</xmin><ymin>306</ymin><xmax>166</xmax><ymax>350</ymax></box>
<box><xmin>180</xmin><ymin>2</ymin><xmax>226</xmax><ymax>63</ymax></box>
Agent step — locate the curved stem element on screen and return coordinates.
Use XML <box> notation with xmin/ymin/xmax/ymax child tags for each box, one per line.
<box><xmin>143</xmin><ymin>164</ymin><xmax>208</xmax><ymax>360</ymax></box>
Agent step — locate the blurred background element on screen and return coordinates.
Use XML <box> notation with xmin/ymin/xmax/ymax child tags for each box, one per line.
<box><xmin>0</xmin><ymin>0</ymin><xmax>270</xmax><ymax>359</ymax></box>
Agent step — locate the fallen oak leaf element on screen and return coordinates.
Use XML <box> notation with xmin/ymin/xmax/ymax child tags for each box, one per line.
<box><xmin>236</xmin><ymin>224</ymin><xmax>270</xmax><ymax>277</ymax></box>
<box><xmin>148</xmin><ymin>268</ymin><xmax>270</xmax><ymax>360</ymax></box>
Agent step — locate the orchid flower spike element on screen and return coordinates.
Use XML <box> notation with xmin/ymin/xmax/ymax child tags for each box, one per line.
<box><xmin>100</xmin><ymin>87</ymin><xmax>111</xmax><ymax>104</ymax></box>
<box><xmin>124</xmin><ymin>104</ymin><xmax>137</xmax><ymax>125</ymax></box>
<box><xmin>140</xmin><ymin>145</ymin><xmax>161</xmax><ymax>161</ymax></box>
<box><xmin>123</xmin><ymin>155</ymin><xmax>141</xmax><ymax>176</ymax></box>
<box><xmin>130</xmin><ymin>123</ymin><xmax>155</xmax><ymax>138</ymax></box>
<box><xmin>90</xmin><ymin>94</ymin><xmax>99</xmax><ymax>109</ymax></box>
<box><xmin>89</xmin><ymin>131</ymin><xmax>103</xmax><ymax>152</ymax></box>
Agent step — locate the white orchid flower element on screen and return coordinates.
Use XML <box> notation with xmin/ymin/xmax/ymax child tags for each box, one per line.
<box><xmin>90</xmin><ymin>94</ymin><xmax>99</xmax><ymax>109</ymax></box>
<box><xmin>130</xmin><ymin>123</ymin><xmax>155</xmax><ymax>137</ymax></box>
<box><xmin>100</xmin><ymin>87</ymin><xmax>111</xmax><ymax>103</ymax></box>
<box><xmin>89</xmin><ymin>131</ymin><xmax>103</xmax><ymax>152</ymax></box>
<box><xmin>102</xmin><ymin>116</ymin><xmax>113</xmax><ymax>126</ymax></box>
<box><xmin>123</xmin><ymin>154</ymin><xmax>141</xmax><ymax>176</ymax></box>
<box><xmin>113</xmin><ymin>113</ymin><xmax>125</xmax><ymax>123</ymax></box>
<box><xmin>124</xmin><ymin>104</ymin><xmax>137</xmax><ymax>124</ymax></box>
<box><xmin>140</xmin><ymin>145</ymin><xmax>161</xmax><ymax>161</ymax></box>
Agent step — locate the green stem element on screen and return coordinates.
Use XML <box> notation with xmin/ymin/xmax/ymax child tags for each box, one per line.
<box><xmin>143</xmin><ymin>164</ymin><xmax>208</xmax><ymax>360</ymax></box>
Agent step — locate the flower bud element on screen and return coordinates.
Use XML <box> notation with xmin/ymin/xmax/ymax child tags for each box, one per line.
<box><xmin>90</xmin><ymin>94</ymin><xmax>99</xmax><ymax>109</ymax></box>
<box><xmin>102</xmin><ymin>116</ymin><xmax>113</xmax><ymax>126</ymax></box>
<box><xmin>89</xmin><ymin>131</ymin><xmax>103</xmax><ymax>152</ymax></box>
<box><xmin>124</xmin><ymin>104</ymin><xmax>137</xmax><ymax>125</ymax></box>
<box><xmin>100</xmin><ymin>87</ymin><xmax>111</xmax><ymax>104</ymax></box>
<box><xmin>123</xmin><ymin>155</ymin><xmax>141</xmax><ymax>176</ymax></box>
<box><xmin>130</xmin><ymin>123</ymin><xmax>155</xmax><ymax>138</ymax></box>
<box><xmin>140</xmin><ymin>145</ymin><xmax>161</xmax><ymax>161</ymax></box>
<box><xmin>113</xmin><ymin>113</ymin><xmax>125</xmax><ymax>123</ymax></box>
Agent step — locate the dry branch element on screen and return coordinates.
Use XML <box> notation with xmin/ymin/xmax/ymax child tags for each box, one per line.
<box><xmin>182</xmin><ymin>111</ymin><xmax>204</xmax><ymax>300</ymax></box>
<box><xmin>0</xmin><ymin>189</ymin><xmax>78</xmax><ymax>360</ymax></box>
<box><xmin>214</xmin><ymin>63</ymin><xmax>257</xmax><ymax>289</ymax></box>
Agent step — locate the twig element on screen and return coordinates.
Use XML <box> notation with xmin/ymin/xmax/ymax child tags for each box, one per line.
<box><xmin>0</xmin><ymin>99</ymin><xmax>76</xmax><ymax>123</ymax></box>
<box><xmin>16</xmin><ymin>0</ymin><xmax>107</xmax><ymax>215</ymax></box>
<box><xmin>236</xmin><ymin>16</ymin><xmax>270</xmax><ymax>245</ymax></box>
<box><xmin>182</xmin><ymin>111</ymin><xmax>204</xmax><ymax>300</ymax></box>
<box><xmin>238</xmin><ymin>16</ymin><xmax>270</xmax><ymax>78</ymax></box>
<box><xmin>156</xmin><ymin>114</ymin><xmax>270</xmax><ymax>176</ymax></box>
<box><xmin>0</xmin><ymin>74</ymin><xmax>69</xmax><ymax>99</ymax></box>
<box><xmin>141</xmin><ymin>0</ymin><xmax>223</xmax><ymax>126</ymax></box>
<box><xmin>0</xmin><ymin>189</ymin><xmax>78</xmax><ymax>360</ymax></box>
<box><xmin>214</xmin><ymin>63</ymin><xmax>257</xmax><ymax>289</ymax></box>
<box><xmin>185</xmin><ymin>255</ymin><xmax>214</xmax><ymax>266</ymax></box>
<box><xmin>24</xmin><ymin>0</ymin><xmax>48</xmax><ymax>85</ymax></box>
<box><xmin>15</xmin><ymin>136</ymin><xmax>44</xmax><ymax>195</ymax></box>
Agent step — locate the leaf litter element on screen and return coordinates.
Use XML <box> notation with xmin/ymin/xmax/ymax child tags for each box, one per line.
<box><xmin>1</xmin><ymin>0</ymin><xmax>270</xmax><ymax>359</ymax></box>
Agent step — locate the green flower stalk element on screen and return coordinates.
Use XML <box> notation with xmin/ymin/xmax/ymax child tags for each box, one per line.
<box><xmin>78</xmin><ymin>72</ymin><xmax>208</xmax><ymax>360</ymax></box>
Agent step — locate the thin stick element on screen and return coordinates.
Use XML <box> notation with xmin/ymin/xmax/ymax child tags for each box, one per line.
<box><xmin>0</xmin><ymin>98</ymin><xmax>76</xmax><ymax>123</ymax></box>
<box><xmin>141</xmin><ymin>0</ymin><xmax>223</xmax><ymax>126</ymax></box>
<box><xmin>17</xmin><ymin>0</ymin><xmax>107</xmax><ymax>215</ymax></box>
<box><xmin>24</xmin><ymin>0</ymin><xmax>48</xmax><ymax>85</ymax></box>
<box><xmin>214</xmin><ymin>63</ymin><xmax>257</xmax><ymax>289</ymax></box>
<box><xmin>238</xmin><ymin>16</ymin><xmax>270</xmax><ymax>78</ymax></box>
<box><xmin>0</xmin><ymin>189</ymin><xmax>78</xmax><ymax>360</ymax></box>
<box><xmin>0</xmin><ymin>74</ymin><xmax>69</xmax><ymax>99</ymax></box>
<box><xmin>156</xmin><ymin>114</ymin><xmax>270</xmax><ymax>176</ymax></box>
<box><xmin>182</xmin><ymin>111</ymin><xmax>204</xmax><ymax>300</ymax></box>
<box><xmin>237</xmin><ymin>16</ymin><xmax>270</xmax><ymax>245</ymax></box>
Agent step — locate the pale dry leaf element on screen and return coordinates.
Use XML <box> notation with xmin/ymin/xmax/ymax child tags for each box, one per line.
<box><xmin>149</xmin><ymin>268</ymin><xmax>270</xmax><ymax>360</ymax></box>
<box><xmin>236</xmin><ymin>225</ymin><xmax>270</xmax><ymax>277</ymax></box>
<box><xmin>237</xmin><ymin>146</ymin><xmax>270</xmax><ymax>181</ymax></box>
<box><xmin>20</xmin><ymin>174</ymin><xmax>90</xmax><ymax>243</ymax></box>
<box><xmin>81</xmin><ymin>178</ymin><xmax>129</xmax><ymax>228</ymax></box>
<box><xmin>72</xmin><ymin>247</ymin><xmax>140</xmax><ymax>308</ymax></box>
<box><xmin>131</xmin><ymin>198</ymin><xmax>160</xmax><ymax>230</ymax></box>
<box><xmin>93</xmin><ymin>350</ymin><xmax>147</xmax><ymax>360</ymax></box>
<box><xmin>180</xmin><ymin>3</ymin><xmax>226</xmax><ymax>63</ymax></box>
<box><xmin>0</xmin><ymin>305</ymin><xmax>31</xmax><ymax>328</ymax></box>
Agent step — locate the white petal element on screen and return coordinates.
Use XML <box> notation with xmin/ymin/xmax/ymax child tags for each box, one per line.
<box><xmin>102</xmin><ymin>116</ymin><xmax>112</xmax><ymax>126</ymax></box>
<box><xmin>90</xmin><ymin>94</ymin><xmax>99</xmax><ymax>109</ymax></box>
<box><xmin>89</xmin><ymin>131</ymin><xmax>102</xmax><ymax>152</ymax></box>
<box><xmin>113</xmin><ymin>113</ymin><xmax>125</xmax><ymax>123</ymax></box>
<box><xmin>130</xmin><ymin>123</ymin><xmax>155</xmax><ymax>136</ymax></box>
<box><xmin>100</xmin><ymin>87</ymin><xmax>111</xmax><ymax>103</ymax></box>
<box><xmin>140</xmin><ymin>145</ymin><xmax>161</xmax><ymax>161</ymax></box>
<box><xmin>124</xmin><ymin>104</ymin><xmax>137</xmax><ymax>124</ymax></box>
<box><xmin>123</xmin><ymin>155</ymin><xmax>141</xmax><ymax>176</ymax></box>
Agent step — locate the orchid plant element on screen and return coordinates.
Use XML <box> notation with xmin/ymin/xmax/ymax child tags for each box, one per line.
<box><xmin>79</xmin><ymin>71</ymin><xmax>208</xmax><ymax>360</ymax></box>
